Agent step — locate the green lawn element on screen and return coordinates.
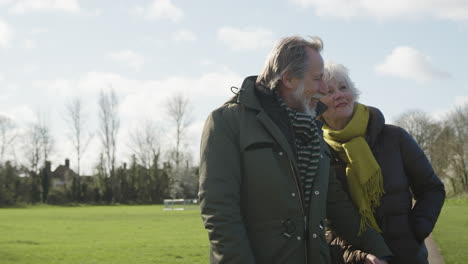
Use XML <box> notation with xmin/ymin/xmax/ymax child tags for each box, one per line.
<box><xmin>432</xmin><ymin>197</ymin><xmax>468</xmax><ymax>264</ymax></box>
<box><xmin>0</xmin><ymin>205</ymin><xmax>209</xmax><ymax>264</ymax></box>
<box><xmin>2</xmin><ymin>200</ymin><xmax>466</xmax><ymax>264</ymax></box>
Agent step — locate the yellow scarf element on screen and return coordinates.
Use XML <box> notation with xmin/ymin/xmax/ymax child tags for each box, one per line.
<box><xmin>322</xmin><ymin>103</ymin><xmax>384</xmax><ymax>234</ymax></box>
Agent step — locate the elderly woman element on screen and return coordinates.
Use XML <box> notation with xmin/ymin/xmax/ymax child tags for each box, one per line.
<box><xmin>320</xmin><ymin>63</ymin><xmax>445</xmax><ymax>264</ymax></box>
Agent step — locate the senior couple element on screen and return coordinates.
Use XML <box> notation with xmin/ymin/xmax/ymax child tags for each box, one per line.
<box><xmin>199</xmin><ymin>35</ymin><xmax>445</xmax><ymax>264</ymax></box>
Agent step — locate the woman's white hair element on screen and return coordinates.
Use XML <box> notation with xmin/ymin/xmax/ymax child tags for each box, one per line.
<box><xmin>324</xmin><ymin>62</ymin><xmax>360</xmax><ymax>101</ymax></box>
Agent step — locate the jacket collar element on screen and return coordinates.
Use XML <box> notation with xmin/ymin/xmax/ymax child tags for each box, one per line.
<box><xmin>366</xmin><ymin>105</ymin><xmax>385</xmax><ymax>146</ymax></box>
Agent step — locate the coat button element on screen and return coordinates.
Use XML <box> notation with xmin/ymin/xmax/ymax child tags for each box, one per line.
<box><xmin>312</xmin><ymin>233</ymin><xmax>317</xmax><ymax>239</ymax></box>
<box><xmin>278</xmin><ymin>151</ymin><xmax>284</xmax><ymax>156</ymax></box>
<box><xmin>291</xmin><ymin>192</ymin><xmax>296</xmax><ymax>197</ymax></box>
<box><xmin>320</xmin><ymin>154</ymin><xmax>323</xmax><ymax>158</ymax></box>
<box><xmin>296</xmin><ymin>236</ymin><xmax>301</xmax><ymax>241</ymax></box>
<box><xmin>314</xmin><ymin>190</ymin><xmax>320</xmax><ymax>195</ymax></box>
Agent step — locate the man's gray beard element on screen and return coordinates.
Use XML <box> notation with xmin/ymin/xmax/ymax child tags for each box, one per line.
<box><xmin>293</xmin><ymin>81</ymin><xmax>317</xmax><ymax>118</ymax></box>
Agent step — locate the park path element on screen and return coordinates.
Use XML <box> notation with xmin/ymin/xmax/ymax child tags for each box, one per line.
<box><xmin>426</xmin><ymin>234</ymin><xmax>444</xmax><ymax>264</ymax></box>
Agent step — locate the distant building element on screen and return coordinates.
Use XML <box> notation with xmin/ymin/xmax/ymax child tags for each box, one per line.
<box><xmin>51</xmin><ymin>159</ymin><xmax>78</xmax><ymax>189</ymax></box>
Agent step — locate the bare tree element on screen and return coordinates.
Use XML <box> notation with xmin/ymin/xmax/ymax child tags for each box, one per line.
<box><xmin>37</xmin><ymin>114</ymin><xmax>53</xmax><ymax>163</ymax></box>
<box><xmin>22</xmin><ymin>112</ymin><xmax>54</xmax><ymax>174</ymax></box>
<box><xmin>98</xmin><ymin>89</ymin><xmax>120</xmax><ymax>178</ymax></box>
<box><xmin>166</xmin><ymin>94</ymin><xmax>192</xmax><ymax>169</ymax></box>
<box><xmin>446</xmin><ymin>103</ymin><xmax>468</xmax><ymax>191</ymax></box>
<box><xmin>394</xmin><ymin>110</ymin><xmax>438</xmax><ymax>155</ymax></box>
<box><xmin>23</xmin><ymin>124</ymin><xmax>42</xmax><ymax>175</ymax></box>
<box><xmin>129</xmin><ymin>120</ymin><xmax>161</xmax><ymax>169</ymax></box>
<box><xmin>0</xmin><ymin>114</ymin><xmax>17</xmax><ymax>164</ymax></box>
<box><xmin>65</xmin><ymin>97</ymin><xmax>93</xmax><ymax>176</ymax></box>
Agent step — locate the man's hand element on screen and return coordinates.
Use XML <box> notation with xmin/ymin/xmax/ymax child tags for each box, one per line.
<box><xmin>365</xmin><ymin>254</ymin><xmax>389</xmax><ymax>264</ymax></box>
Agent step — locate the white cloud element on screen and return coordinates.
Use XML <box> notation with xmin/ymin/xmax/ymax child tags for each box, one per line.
<box><xmin>23</xmin><ymin>64</ymin><xmax>39</xmax><ymax>73</ymax></box>
<box><xmin>172</xmin><ymin>29</ymin><xmax>196</xmax><ymax>43</ymax></box>
<box><xmin>217</xmin><ymin>26</ymin><xmax>274</xmax><ymax>51</ymax></box>
<box><xmin>200</xmin><ymin>59</ymin><xmax>215</xmax><ymax>67</ymax></box>
<box><xmin>31</xmin><ymin>69</ymin><xmax>241</xmax><ymax>127</ymax></box>
<box><xmin>8</xmin><ymin>0</ymin><xmax>81</xmax><ymax>14</ymax></box>
<box><xmin>135</xmin><ymin>0</ymin><xmax>185</xmax><ymax>22</ymax></box>
<box><xmin>375</xmin><ymin>46</ymin><xmax>450</xmax><ymax>82</ymax></box>
<box><xmin>0</xmin><ymin>20</ymin><xmax>13</xmax><ymax>49</ymax></box>
<box><xmin>4</xmin><ymin>104</ymin><xmax>36</xmax><ymax>124</ymax></box>
<box><xmin>290</xmin><ymin>0</ymin><xmax>468</xmax><ymax>21</ymax></box>
<box><xmin>109</xmin><ymin>50</ymin><xmax>145</xmax><ymax>71</ymax></box>
<box><xmin>22</xmin><ymin>38</ymin><xmax>36</xmax><ymax>50</ymax></box>
<box><xmin>0</xmin><ymin>0</ymin><xmax>13</xmax><ymax>6</ymax></box>
<box><xmin>30</xmin><ymin>28</ymin><xmax>48</xmax><ymax>35</ymax></box>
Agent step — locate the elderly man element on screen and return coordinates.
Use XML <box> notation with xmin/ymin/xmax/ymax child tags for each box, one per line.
<box><xmin>199</xmin><ymin>36</ymin><xmax>392</xmax><ymax>264</ymax></box>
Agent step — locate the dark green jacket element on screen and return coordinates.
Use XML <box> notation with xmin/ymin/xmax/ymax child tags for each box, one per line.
<box><xmin>199</xmin><ymin>76</ymin><xmax>392</xmax><ymax>264</ymax></box>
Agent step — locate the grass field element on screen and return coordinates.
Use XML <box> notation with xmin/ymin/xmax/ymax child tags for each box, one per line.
<box><xmin>1</xmin><ymin>199</ymin><xmax>466</xmax><ymax>264</ymax></box>
<box><xmin>0</xmin><ymin>205</ymin><xmax>209</xmax><ymax>264</ymax></box>
<box><xmin>432</xmin><ymin>197</ymin><xmax>468</xmax><ymax>264</ymax></box>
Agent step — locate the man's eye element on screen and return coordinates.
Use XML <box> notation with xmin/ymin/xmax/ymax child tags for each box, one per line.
<box><xmin>340</xmin><ymin>86</ymin><xmax>347</xmax><ymax>90</ymax></box>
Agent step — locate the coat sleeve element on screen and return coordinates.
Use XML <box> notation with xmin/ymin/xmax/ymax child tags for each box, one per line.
<box><xmin>326</xmin><ymin>165</ymin><xmax>392</xmax><ymax>260</ymax></box>
<box><xmin>398</xmin><ymin>127</ymin><xmax>446</xmax><ymax>242</ymax></box>
<box><xmin>329</xmin><ymin>232</ymin><xmax>368</xmax><ymax>264</ymax></box>
<box><xmin>198</xmin><ymin>109</ymin><xmax>256</xmax><ymax>264</ymax></box>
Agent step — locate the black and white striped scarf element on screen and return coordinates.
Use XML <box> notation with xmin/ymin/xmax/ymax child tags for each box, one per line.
<box><xmin>275</xmin><ymin>91</ymin><xmax>321</xmax><ymax>210</ymax></box>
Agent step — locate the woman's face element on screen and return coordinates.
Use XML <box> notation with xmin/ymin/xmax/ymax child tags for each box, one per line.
<box><xmin>321</xmin><ymin>78</ymin><xmax>355</xmax><ymax>125</ymax></box>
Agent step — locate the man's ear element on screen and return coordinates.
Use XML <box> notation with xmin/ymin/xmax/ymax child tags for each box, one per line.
<box><xmin>281</xmin><ymin>71</ymin><xmax>298</xmax><ymax>90</ymax></box>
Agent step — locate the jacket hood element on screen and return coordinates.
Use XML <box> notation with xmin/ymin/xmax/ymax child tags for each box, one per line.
<box><xmin>366</xmin><ymin>105</ymin><xmax>385</xmax><ymax>146</ymax></box>
<box><xmin>236</xmin><ymin>76</ymin><xmax>263</xmax><ymax>110</ymax></box>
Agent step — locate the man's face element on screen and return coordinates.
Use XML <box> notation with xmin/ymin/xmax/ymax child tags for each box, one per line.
<box><xmin>291</xmin><ymin>48</ymin><xmax>328</xmax><ymax>115</ymax></box>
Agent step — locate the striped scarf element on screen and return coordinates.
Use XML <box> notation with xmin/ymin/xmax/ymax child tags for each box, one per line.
<box><xmin>275</xmin><ymin>91</ymin><xmax>321</xmax><ymax>210</ymax></box>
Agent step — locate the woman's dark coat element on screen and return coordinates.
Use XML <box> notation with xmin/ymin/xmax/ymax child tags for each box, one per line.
<box><xmin>329</xmin><ymin>106</ymin><xmax>445</xmax><ymax>264</ymax></box>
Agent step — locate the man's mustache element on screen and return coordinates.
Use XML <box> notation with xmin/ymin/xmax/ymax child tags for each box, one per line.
<box><xmin>311</xmin><ymin>94</ymin><xmax>324</xmax><ymax>101</ymax></box>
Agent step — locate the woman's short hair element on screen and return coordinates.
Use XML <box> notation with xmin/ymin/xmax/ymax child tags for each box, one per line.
<box><xmin>324</xmin><ymin>62</ymin><xmax>360</xmax><ymax>101</ymax></box>
<box><xmin>256</xmin><ymin>36</ymin><xmax>323</xmax><ymax>89</ymax></box>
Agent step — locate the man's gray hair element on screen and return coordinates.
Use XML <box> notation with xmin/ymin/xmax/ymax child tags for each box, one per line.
<box><xmin>256</xmin><ymin>36</ymin><xmax>323</xmax><ymax>89</ymax></box>
<box><xmin>324</xmin><ymin>62</ymin><xmax>360</xmax><ymax>101</ymax></box>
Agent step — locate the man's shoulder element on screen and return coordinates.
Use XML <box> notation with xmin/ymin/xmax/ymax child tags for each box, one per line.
<box><xmin>211</xmin><ymin>99</ymin><xmax>242</xmax><ymax>116</ymax></box>
<box><xmin>206</xmin><ymin>100</ymin><xmax>244</xmax><ymax>130</ymax></box>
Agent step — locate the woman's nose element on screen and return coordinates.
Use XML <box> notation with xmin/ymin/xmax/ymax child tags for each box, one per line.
<box><xmin>333</xmin><ymin>89</ymin><xmax>344</xmax><ymax>100</ymax></box>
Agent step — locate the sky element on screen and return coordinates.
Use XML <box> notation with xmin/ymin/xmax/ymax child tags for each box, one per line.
<box><xmin>0</xmin><ymin>0</ymin><xmax>467</xmax><ymax>175</ymax></box>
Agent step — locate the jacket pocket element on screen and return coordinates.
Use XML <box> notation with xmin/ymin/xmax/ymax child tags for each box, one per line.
<box><xmin>384</xmin><ymin>214</ymin><xmax>429</xmax><ymax>262</ymax></box>
<box><xmin>247</xmin><ymin>219</ymin><xmax>304</xmax><ymax>264</ymax></box>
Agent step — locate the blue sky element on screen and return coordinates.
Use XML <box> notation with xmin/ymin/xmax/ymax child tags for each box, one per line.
<box><xmin>0</xmin><ymin>0</ymin><xmax>467</xmax><ymax>174</ymax></box>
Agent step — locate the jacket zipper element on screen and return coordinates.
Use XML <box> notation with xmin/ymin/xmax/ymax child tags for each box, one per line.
<box><xmin>289</xmin><ymin>160</ymin><xmax>308</xmax><ymax>264</ymax></box>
